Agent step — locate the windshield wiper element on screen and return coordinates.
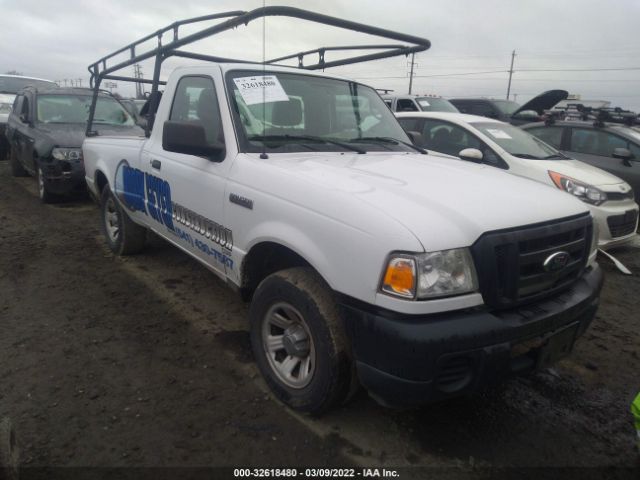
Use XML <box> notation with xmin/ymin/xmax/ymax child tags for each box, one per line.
<box><xmin>248</xmin><ymin>134</ymin><xmax>366</xmax><ymax>154</ymax></box>
<box><xmin>542</xmin><ymin>153</ymin><xmax>569</xmax><ymax>160</ymax></box>
<box><xmin>511</xmin><ymin>153</ymin><xmax>543</xmax><ymax>159</ymax></box>
<box><xmin>349</xmin><ymin>136</ymin><xmax>427</xmax><ymax>154</ymax></box>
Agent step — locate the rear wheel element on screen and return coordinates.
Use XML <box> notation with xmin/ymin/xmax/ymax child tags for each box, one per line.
<box><xmin>249</xmin><ymin>267</ymin><xmax>354</xmax><ymax>415</ymax></box>
<box><xmin>100</xmin><ymin>186</ymin><xmax>147</xmax><ymax>255</ymax></box>
<box><xmin>9</xmin><ymin>149</ymin><xmax>27</xmax><ymax>177</ymax></box>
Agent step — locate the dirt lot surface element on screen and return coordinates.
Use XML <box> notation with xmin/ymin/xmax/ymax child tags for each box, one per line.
<box><xmin>0</xmin><ymin>160</ymin><xmax>639</xmax><ymax>478</ymax></box>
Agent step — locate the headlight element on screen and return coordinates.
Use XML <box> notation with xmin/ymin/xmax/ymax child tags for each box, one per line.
<box><xmin>52</xmin><ymin>147</ymin><xmax>83</xmax><ymax>161</ymax></box>
<box><xmin>548</xmin><ymin>171</ymin><xmax>607</xmax><ymax>205</ymax></box>
<box><xmin>0</xmin><ymin>103</ymin><xmax>12</xmax><ymax>114</ymax></box>
<box><xmin>381</xmin><ymin>248</ymin><xmax>478</xmax><ymax>300</ymax></box>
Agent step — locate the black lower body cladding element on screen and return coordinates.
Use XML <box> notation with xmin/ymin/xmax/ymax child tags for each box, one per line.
<box><xmin>339</xmin><ymin>264</ymin><xmax>604</xmax><ymax>408</ymax></box>
<box><xmin>38</xmin><ymin>157</ymin><xmax>85</xmax><ymax>196</ymax></box>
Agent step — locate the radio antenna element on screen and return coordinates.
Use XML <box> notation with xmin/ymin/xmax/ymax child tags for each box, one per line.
<box><xmin>260</xmin><ymin>0</ymin><xmax>268</xmax><ymax>159</ymax></box>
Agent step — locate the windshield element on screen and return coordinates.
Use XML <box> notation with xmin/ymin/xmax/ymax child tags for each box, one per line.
<box><xmin>472</xmin><ymin>121</ymin><xmax>565</xmax><ymax>160</ymax></box>
<box><xmin>227</xmin><ymin>70</ymin><xmax>413</xmax><ymax>153</ymax></box>
<box><xmin>492</xmin><ymin>100</ymin><xmax>520</xmax><ymax>115</ymax></box>
<box><xmin>0</xmin><ymin>76</ymin><xmax>56</xmax><ymax>94</ymax></box>
<box><xmin>416</xmin><ymin>97</ymin><xmax>459</xmax><ymax>113</ymax></box>
<box><xmin>36</xmin><ymin>95</ymin><xmax>135</xmax><ymax>126</ymax></box>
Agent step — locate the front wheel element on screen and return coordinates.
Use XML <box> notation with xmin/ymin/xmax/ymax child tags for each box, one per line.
<box><xmin>249</xmin><ymin>267</ymin><xmax>354</xmax><ymax>415</ymax></box>
<box><xmin>100</xmin><ymin>186</ymin><xmax>147</xmax><ymax>255</ymax></box>
<box><xmin>36</xmin><ymin>166</ymin><xmax>57</xmax><ymax>203</ymax></box>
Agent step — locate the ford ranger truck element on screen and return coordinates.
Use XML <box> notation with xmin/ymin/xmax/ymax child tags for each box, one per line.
<box><xmin>83</xmin><ymin>65</ymin><xmax>603</xmax><ymax>414</ymax></box>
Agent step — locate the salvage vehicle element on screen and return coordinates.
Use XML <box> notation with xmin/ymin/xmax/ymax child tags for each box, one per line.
<box><xmin>0</xmin><ymin>74</ymin><xmax>57</xmax><ymax>160</ymax></box>
<box><xmin>523</xmin><ymin>107</ymin><xmax>640</xmax><ymax>206</ymax></box>
<box><xmin>450</xmin><ymin>90</ymin><xmax>568</xmax><ymax>125</ymax></box>
<box><xmin>83</xmin><ymin>7</ymin><xmax>603</xmax><ymax>414</ymax></box>
<box><xmin>381</xmin><ymin>93</ymin><xmax>459</xmax><ymax>113</ymax></box>
<box><xmin>396</xmin><ymin>111</ymin><xmax>638</xmax><ymax>250</ymax></box>
<box><xmin>5</xmin><ymin>86</ymin><xmax>142</xmax><ymax>202</ymax></box>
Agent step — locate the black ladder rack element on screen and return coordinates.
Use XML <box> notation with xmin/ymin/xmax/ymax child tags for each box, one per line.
<box><xmin>86</xmin><ymin>5</ymin><xmax>431</xmax><ymax>137</ymax></box>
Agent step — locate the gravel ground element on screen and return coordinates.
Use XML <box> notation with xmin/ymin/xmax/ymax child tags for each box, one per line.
<box><xmin>0</xmin><ymin>160</ymin><xmax>638</xmax><ymax>478</ymax></box>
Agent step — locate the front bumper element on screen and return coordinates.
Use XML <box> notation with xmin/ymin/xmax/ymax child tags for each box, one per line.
<box><xmin>340</xmin><ymin>264</ymin><xmax>604</xmax><ymax>407</ymax></box>
<box><xmin>591</xmin><ymin>200</ymin><xmax>639</xmax><ymax>249</ymax></box>
<box><xmin>38</xmin><ymin>156</ymin><xmax>85</xmax><ymax>195</ymax></box>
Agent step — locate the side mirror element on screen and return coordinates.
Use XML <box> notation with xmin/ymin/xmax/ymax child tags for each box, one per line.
<box><xmin>406</xmin><ymin>130</ymin><xmax>426</xmax><ymax>147</ymax></box>
<box><xmin>459</xmin><ymin>148</ymin><xmax>483</xmax><ymax>163</ymax></box>
<box><xmin>612</xmin><ymin>147</ymin><xmax>633</xmax><ymax>161</ymax></box>
<box><xmin>162</xmin><ymin>121</ymin><xmax>224</xmax><ymax>160</ymax></box>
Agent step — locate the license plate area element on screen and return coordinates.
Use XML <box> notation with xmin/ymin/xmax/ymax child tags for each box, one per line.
<box><xmin>537</xmin><ymin>322</ymin><xmax>579</xmax><ymax>369</ymax></box>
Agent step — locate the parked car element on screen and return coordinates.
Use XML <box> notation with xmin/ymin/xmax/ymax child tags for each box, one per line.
<box><xmin>0</xmin><ymin>74</ymin><xmax>57</xmax><ymax>160</ymax></box>
<box><xmin>450</xmin><ymin>90</ymin><xmax>568</xmax><ymax>125</ymax></box>
<box><xmin>381</xmin><ymin>93</ymin><xmax>459</xmax><ymax>113</ymax></box>
<box><xmin>5</xmin><ymin>86</ymin><xmax>143</xmax><ymax>202</ymax></box>
<box><xmin>119</xmin><ymin>98</ymin><xmax>148</xmax><ymax>129</ymax></box>
<box><xmin>522</xmin><ymin>119</ymin><xmax>640</xmax><ymax>206</ymax></box>
<box><xmin>82</xmin><ymin>7</ymin><xmax>604</xmax><ymax>414</ymax></box>
<box><xmin>396</xmin><ymin>111</ymin><xmax>639</xmax><ymax>249</ymax></box>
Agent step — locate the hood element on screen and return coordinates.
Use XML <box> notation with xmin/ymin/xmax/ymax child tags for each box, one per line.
<box><xmin>513</xmin><ymin>90</ymin><xmax>568</xmax><ymax>116</ymax></box>
<box><xmin>521</xmin><ymin>158</ymin><xmax>627</xmax><ymax>189</ymax></box>
<box><xmin>35</xmin><ymin>123</ymin><xmax>143</xmax><ymax>148</ymax></box>
<box><xmin>262</xmin><ymin>152</ymin><xmax>589</xmax><ymax>252</ymax></box>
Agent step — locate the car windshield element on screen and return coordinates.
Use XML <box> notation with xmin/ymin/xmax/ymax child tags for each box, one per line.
<box><xmin>472</xmin><ymin>121</ymin><xmax>565</xmax><ymax>160</ymax></box>
<box><xmin>0</xmin><ymin>76</ymin><xmax>56</xmax><ymax>94</ymax></box>
<box><xmin>416</xmin><ymin>97</ymin><xmax>459</xmax><ymax>113</ymax></box>
<box><xmin>227</xmin><ymin>70</ymin><xmax>413</xmax><ymax>153</ymax></box>
<box><xmin>36</xmin><ymin>94</ymin><xmax>135</xmax><ymax>126</ymax></box>
<box><xmin>492</xmin><ymin>100</ymin><xmax>520</xmax><ymax>115</ymax></box>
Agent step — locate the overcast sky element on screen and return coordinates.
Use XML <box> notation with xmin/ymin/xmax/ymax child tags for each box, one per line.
<box><xmin>1</xmin><ymin>0</ymin><xmax>639</xmax><ymax>109</ymax></box>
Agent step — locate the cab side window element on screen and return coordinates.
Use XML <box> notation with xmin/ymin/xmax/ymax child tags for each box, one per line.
<box><xmin>570</xmin><ymin>128</ymin><xmax>626</xmax><ymax>157</ymax></box>
<box><xmin>527</xmin><ymin>126</ymin><xmax>564</xmax><ymax>149</ymax></box>
<box><xmin>396</xmin><ymin>99</ymin><xmax>418</xmax><ymax>112</ymax></box>
<box><xmin>421</xmin><ymin>119</ymin><xmax>505</xmax><ymax>168</ymax></box>
<box><xmin>169</xmin><ymin>76</ymin><xmax>224</xmax><ymax>146</ymax></box>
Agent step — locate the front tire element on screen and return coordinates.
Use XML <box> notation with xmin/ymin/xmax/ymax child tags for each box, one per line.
<box><xmin>249</xmin><ymin>267</ymin><xmax>354</xmax><ymax>415</ymax></box>
<box><xmin>100</xmin><ymin>186</ymin><xmax>147</xmax><ymax>255</ymax></box>
<box><xmin>36</xmin><ymin>166</ymin><xmax>57</xmax><ymax>203</ymax></box>
<box><xmin>0</xmin><ymin>418</ymin><xmax>19</xmax><ymax>480</ymax></box>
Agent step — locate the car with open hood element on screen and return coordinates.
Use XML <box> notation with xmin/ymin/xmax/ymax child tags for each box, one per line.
<box><xmin>450</xmin><ymin>90</ymin><xmax>569</xmax><ymax>125</ymax></box>
<box><xmin>5</xmin><ymin>86</ymin><xmax>143</xmax><ymax>202</ymax></box>
<box><xmin>396</xmin><ymin>111</ymin><xmax>638</xmax><ymax>249</ymax></box>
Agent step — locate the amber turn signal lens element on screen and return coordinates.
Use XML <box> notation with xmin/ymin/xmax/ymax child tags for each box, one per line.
<box><xmin>382</xmin><ymin>257</ymin><xmax>416</xmax><ymax>298</ymax></box>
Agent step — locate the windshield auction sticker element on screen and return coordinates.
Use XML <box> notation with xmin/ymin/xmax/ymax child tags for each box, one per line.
<box><xmin>233</xmin><ymin>75</ymin><xmax>288</xmax><ymax>105</ymax></box>
<box><xmin>486</xmin><ymin>128</ymin><xmax>512</xmax><ymax>139</ymax></box>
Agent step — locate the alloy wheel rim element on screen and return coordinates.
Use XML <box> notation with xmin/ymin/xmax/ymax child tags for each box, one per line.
<box><xmin>105</xmin><ymin>197</ymin><xmax>121</xmax><ymax>242</ymax></box>
<box><xmin>262</xmin><ymin>302</ymin><xmax>315</xmax><ymax>389</ymax></box>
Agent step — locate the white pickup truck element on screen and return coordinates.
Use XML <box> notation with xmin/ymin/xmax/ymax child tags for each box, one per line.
<box><xmin>82</xmin><ymin>9</ymin><xmax>603</xmax><ymax>414</ymax></box>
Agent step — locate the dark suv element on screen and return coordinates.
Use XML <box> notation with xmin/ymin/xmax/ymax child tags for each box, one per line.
<box><xmin>5</xmin><ymin>87</ymin><xmax>142</xmax><ymax>202</ymax></box>
<box><xmin>523</xmin><ymin>119</ymin><xmax>640</xmax><ymax>204</ymax></box>
<box><xmin>451</xmin><ymin>90</ymin><xmax>568</xmax><ymax>125</ymax></box>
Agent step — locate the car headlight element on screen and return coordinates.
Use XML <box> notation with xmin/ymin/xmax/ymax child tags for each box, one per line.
<box><xmin>0</xmin><ymin>102</ymin><xmax>12</xmax><ymax>114</ymax></box>
<box><xmin>381</xmin><ymin>248</ymin><xmax>478</xmax><ymax>300</ymax></box>
<box><xmin>52</xmin><ymin>147</ymin><xmax>83</xmax><ymax>161</ymax></box>
<box><xmin>548</xmin><ymin>171</ymin><xmax>607</xmax><ymax>205</ymax></box>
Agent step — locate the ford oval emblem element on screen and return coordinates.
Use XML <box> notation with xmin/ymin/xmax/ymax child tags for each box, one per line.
<box><xmin>543</xmin><ymin>251</ymin><xmax>571</xmax><ymax>272</ymax></box>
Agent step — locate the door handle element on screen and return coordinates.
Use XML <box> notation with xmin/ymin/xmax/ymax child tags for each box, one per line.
<box><xmin>150</xmin><ymin>159</ymin><xmax>161</xmax><ymax>170</ymax></box>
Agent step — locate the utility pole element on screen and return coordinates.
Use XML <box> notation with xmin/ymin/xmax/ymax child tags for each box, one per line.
<box><xmin>506</xmin><ymin>50</ymin><xmax>516</xmax><ymax>100</ymax></box>
<box><xmin>408</xmin><ymin>52</ymin><xmax>415</xmax><ymax>95</ymax></box>
<box><xmin>133</xmin><ymin>64</ymin><xmax>145</xmax><ymax>99</ymax></box>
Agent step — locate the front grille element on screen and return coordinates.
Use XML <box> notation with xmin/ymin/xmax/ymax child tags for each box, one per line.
<box><xmin>471</xmin><ymin>214</ymin><xmax>592</xmax><ymax>310</ymax></box>
<box><xmin>606</xmin><ymin>190</ymin><xmax>634</xmax><ymax>202</ymax></box>
<box><xmin>607</xmin><ymin>210</ymin><xmax>638</xmax><ymax>238</ymax></box>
